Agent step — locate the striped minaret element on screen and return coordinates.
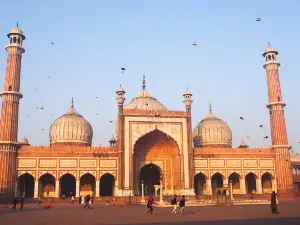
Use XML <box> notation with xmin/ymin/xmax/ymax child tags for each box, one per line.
<box><xmin>0</xmin><ymin>26</ymin><xmax>25</xmax><ymax>196</ymax></box>
<box><xmin>263</xmin><ymin>44</ymin><xmax>294</xmax><ymax>197</ymax></box>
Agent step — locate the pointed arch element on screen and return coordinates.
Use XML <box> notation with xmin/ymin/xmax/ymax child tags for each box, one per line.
<box><xmin>80</xmin><ymin>173</ymin><xmax>95</xmax><ymax>196</ymax></box>
<box><xmin>60</xmin><ymin>173</ymin><xmax>76</xmax><ymax>197</ymax></box>
<box><xmin>228</xmin><ymin>172</ymin><xmax>241</xmax><ymax>193</ymax></box>
<box><xmin>39</xmin><ymin>173</ymin><xmax>56</xmax><ymax>197</ymax></box>
<box><xmin>261</xmin><ymin>172</ymin><xmax>273</xmax><ymax>194</ymax></box>
<box><xmin>100</xmin><ymin>173</ymin><xmax>115</xmax><ymax>196</ymax></box>
<box><xmin>194</xmin><ymin>172</ymin><xmax>207</xmax><ymax>196</ymax></box>
<box><xmin>245</xmin><ymin>172</ymin><xmax>257</xmax><ymax>194</ymax></box>
<box><xmin>18</xmin><ymin>173</ymin><xmax>34</xmax><ymax>198</ymax></box>
<box><xmin>211</xmin><ymin>172</ymin><xmax>224</xmax><ymax>195</ymax></box>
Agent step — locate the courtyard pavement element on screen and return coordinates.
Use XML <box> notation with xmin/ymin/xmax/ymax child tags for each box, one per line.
<box><xmin>0</xmin><ymin>202</ymin><xmax>299</xmax><ymax>225</ymax></box>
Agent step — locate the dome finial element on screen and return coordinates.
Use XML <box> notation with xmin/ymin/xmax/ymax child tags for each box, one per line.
<box><xmin>142</xmin><ymin>73</ymin><xmax>146</xmax><ymax>89</ymax></box>
<box><xmin>71</xmin><ymin>97</ymin><xmax>74</xmax><ymax>108</ymax></box>
<box><xmin>268</xmin><ymin>41</ymin><xmax>270</xmax><ymax>46</ymax></box>
<box><xmin>209</xmin><ymin>102</ymin><xmax>212</xmax><ymax>113</ymax></box>
<box><xmin>17</xmin><ymin>21</ymin><xmax>19</xmax><ymax>28</ymax></box>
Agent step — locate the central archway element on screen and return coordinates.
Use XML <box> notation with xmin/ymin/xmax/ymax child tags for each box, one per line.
<box><xmin>133</xmin><ymin>129</ymin><xmax>180</xmax><ymax>195</ymax></box>
<box><xmin>140</xmin><ymin>163</ymin><xmax>161</xmax><ymax>196</ymax></box>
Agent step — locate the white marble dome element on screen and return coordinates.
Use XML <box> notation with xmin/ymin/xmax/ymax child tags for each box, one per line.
<box><xmin>124</xmin><ymin>76</ymin><xmax>167</xmax><ymax>111</ymax></box>
<box><xmin>49</xmin><ymin>102</ymin><xmax>93</xmax><ymax>146</ymax></box>
<box><xmin>193</xmin><ymin>104</ymin><xmax>232</xmax><ymax>148</ymax></box>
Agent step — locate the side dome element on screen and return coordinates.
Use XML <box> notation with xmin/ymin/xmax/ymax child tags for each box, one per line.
<box><xmin>124</xmin><ymin>75</ymin><xmax>167</xmax><ymax>111</ymax></box>
<box><xmin>49</xmin><ymin>100</ymin><xmax>93</xmax><ymax>146</ymax></box>
<box><xmin>193</xmin><ymin>103</ymin><xmax>232</xmax><ymax>148</ymax></box>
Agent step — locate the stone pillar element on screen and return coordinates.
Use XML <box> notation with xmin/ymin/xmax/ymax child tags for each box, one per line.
<box><xmin>141</xmin><ymin>182</ymin><xmax>145</xmax><ymax>203</ymax></box>
<box><xmin>159</xmin><ymin>182</ymin><xmax>163</xmax><ymax>204</ymax></box>
<box><xmin>206</xmin><ymin>179</ymin><xmax>212</xmax><ymax>195</ymax></box>
<box><xmin>272</xmin><ymin>179</ymin><xmax>278</xmax><ymax>192</ymax></box>
<box><xmin>76</xmin><ymin>181</ymin><xmax>80</xmax><ymax>197</ymax></box>
<box><xmin>95</xmin><ymin>181</ymin><xmax>100</xmax><ymax>197</ymax></box>
<box><xmin>240</xmin><ymin>179</ymin><xmax>246</xmax><ymax>194</ymax></box>
<box><xmin>14</xmin><ymin>181</ymin><xmax>18</xmax><ymax>197</ymax></box>
<box><xmin>256</xmin><ymin>178</ymin><xmax>262</xmax><ymax>194</ymax></box>
<box><xmin>55</xmin><ymin>181</ymin><xmax>59</xmax><ymax>198</ymax></box>
<box><xmin>223</xmin><ymin>179</ymin><xmax>229</xmax><ymax>187</ymax></box>
<box><xmin>34</xmin><ymin>181</ymin><xmax>39</xmax><ymax>198</ymax></box>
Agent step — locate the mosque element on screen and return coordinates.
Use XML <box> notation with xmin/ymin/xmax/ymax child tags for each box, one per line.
<box><xmin>0</xmin><ymin>26</ymin><xmax>299</xmax><ymax>200</ymax></box>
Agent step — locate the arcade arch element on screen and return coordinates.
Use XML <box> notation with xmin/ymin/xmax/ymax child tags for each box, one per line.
<box><xmin>100</xmin><ymin>173</ymin><xmax>115</xmax><ymax>196</ymax></box>
<box><xmin>245</xmin><ymin>172</ymin><xmax>257</xmax><ymax>194</ymax></box>
<box><xmin>60</xmin><ymin>173</ymin><xmax>76</xmax><ymax>197</ymax></box>
<box><xmin>39</xmin><ymin>173</ymin><xmax>55</xmax><ymax>197</ymax></box>
<box><xmin>211</xmin><ymin>173</ymin><xmax>223</xmax><ymax>195</ymax></box>
<box><xmin>194</xmin><ymin>173</ymin><xmax>207</xmax><ymax>196</ymax></box>
<box><xmin>228</xmin><ymin>172</ymin><xmax>241</xmax><ymax>193</ymax></box>
<box><xmin>18</xmin><ymin>173</ymin><xmax>34</xmax><ymax>198</ymax></box>
<box><xmin>80</xmin><ymin>173</ymin><xmax>95</xmax><ymax>196</ymax></box>
<box><xmin>261</xmin><ymin>172</ymin><xmax>273</xmax><ymax>194</ymax></box>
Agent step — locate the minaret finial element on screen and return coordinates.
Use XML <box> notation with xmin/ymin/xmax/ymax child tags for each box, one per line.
<box><xmin>142</xmin><ymin>73</ymin><xmax>146</xmax><ymax>89</ymax></box>
<box><xmin>268</xmin><ymin>41</ymin><xmax>270</xmax><ymax>46</ymax></box>
<box><xmin>17</xmin><ymin>21</ymin><xmax>19</xmax><ymax>28</ymax></box>
<box><xmin>209</xmin><ymin>102</ymin><xmax>212</xmax><ymax>113</ymax></box>
<box><xmin>71</xmin><ymin>97</ymin><xmax>74</xmax><ymax>108</ymax></box>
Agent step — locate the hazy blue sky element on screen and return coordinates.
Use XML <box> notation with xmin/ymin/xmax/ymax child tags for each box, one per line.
<box><xmin>0</xmin><ymin>1</ymin><xmax>299</xmax><ymax>153</ymax></box>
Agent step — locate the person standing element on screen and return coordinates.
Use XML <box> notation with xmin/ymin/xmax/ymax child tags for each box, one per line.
<box><xmin>171</xmin><ymin>195</ymin><xmax>178</xmax><ymax>214</ymax></box>
<box><xmin>146</xmin><ymin>196</ymin><xmax>154</xmax><ymax>216</ymax></box>
<box><xmin>79</xmin><ymin>196</ymin><xmax>82</xmax><ymax>204</ymax></box>
<box><xmin>270</xmin><ymin>191</ymin><xmax>279</xmax><ymax>214</ymax></box>
<box><xmin>11</xmin><ymin>198</ymin><xmax>18</xmax><ymax>212</ymax></box>
<box><xmin>179</xmin><ymin>195</ymin><xmax>186</xmax><ymax>215</ymax></box>
<box><xmin>20</xmin><ymin>197</ymin><xmax>24</xmax><ymax>210</ymax></box>
<box><xmin>38</xmin><ymin>196</ymin><xmax>42</xmax><ymax>205</ymax></box>
<box><xmin>71</xmin><ymin>195</ymin><xmax>74</xmax><ymax>204</ymax></box>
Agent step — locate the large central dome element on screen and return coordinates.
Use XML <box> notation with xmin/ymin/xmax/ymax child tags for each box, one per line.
<box><xmin>124</xmin><ymin>75</ymin><xmax>167</xmax><ymax>111</ymax></box>
<box><xmin>49</xmin><ymin>100</ymin><xmax>93</xmax><ymax>146</ymax></box>
<box><xmin>193</xmin><ymin>104</ymin><xmax>232</xmax><ymax>148</ymax></box>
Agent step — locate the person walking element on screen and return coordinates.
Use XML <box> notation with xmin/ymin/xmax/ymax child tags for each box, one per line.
<box><xmin>179</xmin><ymin>195</ymin><xmax>186</xmax><ymax>215</ymax></box>
<box><xmin>11</xmin><ymin>198</ymin><xmax>18</xmax><ymax>212</ymax></box>
<box><xmin>20</xmin><ymin>197</ymin><xmax>24</xmax><ymax>210</ymax></box>
<box><xmin>71</xmin><ymin>195</ymin><xmax>74</xmax><ymax>204</ymax></box>
<box><xmin>79</xmin><ymin>196</ymin><xmax>82</xmax><ymax>204</ymax></box>
<box><xmin>38</xmin><ymin>196</ymin><xmax>42</xmax><ymax>205</ymax></box>
<box><xmin>270</xmin><ymin>191</ymin><xmax>279</xmax><ymax>214</ymax></box>
<box><xmin>171</xmin><ymin>195</ymin><xmax>178</xmax><ymax>214</ymax></box>
<box><xmin>146</xmin><ymin>196</ymin><xmax>154</xmax><ymax>216</ymax></box>
<box><xmin>84</xmin><ymin>195</ymin><xmax>91</xmax><ymax>209</ymax></box>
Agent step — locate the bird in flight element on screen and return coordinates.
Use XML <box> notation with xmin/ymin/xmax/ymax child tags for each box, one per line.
<box><xmin>247</xmin><ymin>136</ymin><xmax>251</xmax><ymax>139</ymax></box>
<box><xmin>41</xmin><ymin>128</ymin><xmax>45</xmax><ymax>131</ymax></box>
<box><xmin>109</xmin><ymin>120</ymin><xmax>113</xmax><ymax>123</ymax></box>
<box><xmin>25</xmin><ymin>114</ymin><xmax>29</xmax><ymax>117</ymax></box>
<box><xmin>239</xmin><ymin>117</ymin><xmax>244</xmax><ymax>120</ymax></box>
<box><xmin>121</xmin><ymin>68</ymin><xmax>126</xmax><ymax>73</ymax></box>
<box><xmin>193</xmin><ymin>41</ymin><xmax>197</xmax><ymax>46</ymax></box>
<box><xmin>51</xmin><ymin>41</ymin><xmax>54</xmax><ymax>44</ymax></box>
<box><xmin>256</xmin><ymin>18</ymin><xmax>261</xmax><ymax>22</ymax></box>
<box><xmin>40</xmin><ymin>105</ymin><xmax>44</xmax><ymax>110</ymax></box>
<box><xmin>259</xmin><ymin>125</ymin><xmax>264</xmax><ymax>128</ymax></box>
<box><xmin>96</xmin><ymin>96</ymin><xmax>98</xmax><ymax>99</ymax></box>
<box><xmin>263</xmin><ymin>136</ymin><xmax>268</xmax><ymax>140</ymax></box>
<box><xmin>97</xmin><ymin>113</ymin><xmax>99</xmax><ymax>115</ymax></box>
<box><xmin>48</xmin><ymin>76</ymin><xmax>51</xmax><ymax>79</ymax></box>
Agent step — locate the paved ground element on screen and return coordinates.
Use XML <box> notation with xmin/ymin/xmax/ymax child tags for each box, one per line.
<box><xmin>1</xmin><ymin>202</ymin><xmax>300</xmax><ymax>225</ymax></box>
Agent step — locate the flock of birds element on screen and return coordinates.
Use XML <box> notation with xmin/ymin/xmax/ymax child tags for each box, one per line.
<box><xmin>22</xmin><ymin>17</ymin><xmax>300</xmax><ymax>152</ymax></box>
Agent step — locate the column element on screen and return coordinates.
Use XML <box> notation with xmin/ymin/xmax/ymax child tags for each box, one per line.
<box><xmin>240</xmin><ymin>179</ymin><xmax>246</xmax><ymax>194</ymax></box>
<box><xmin>14</xmin><ymin>181</ymin><xmax>18</xmax><ymax>197</ymax></box>
<box><xmin>34</xmin><ymin>181</ymin><xmax>39</xmax><ymax>198</ymax></box>
<box><xmin>206</xmin><ymin>179</ymin><xmax>212</xmax><ymax>195</ymax></box>
<box><xmin>95</xmin><ymin>181</ymin><xmax>100</xmax><ymax>197</ymax></box>
<box><xmin>55</xmin><ymin>181</ymin><xmax>59</xmax><ymax>198</ymax></box>
<box><xmin>256</xmin><ymin>178</ymin><xmax>262</xmax><ymax>194</ymax></box>
<box><xmin>272</xmin><ymin>179</ymin><xmax>278</xmax><ymax>192</ymax></box>
<box><xmin>76</xmin><ymin>181</ymin><xmax>80</xmax><ymax>197</ymax></box>
<box><xmin>223</xmin><ymin>179</ymin><xmax>229</xmax><ymax>187</ymax></box>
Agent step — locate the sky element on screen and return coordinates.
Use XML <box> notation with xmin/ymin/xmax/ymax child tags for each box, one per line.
<box><xmin>0</xmin><ymin>0</ymin><xmax>299</xmax><ymax>153</ymax></box>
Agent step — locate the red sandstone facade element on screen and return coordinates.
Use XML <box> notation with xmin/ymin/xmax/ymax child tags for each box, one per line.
<box><xmin>0</xmin><ymin>27</ymin><xmax>299</xmax><ymax>199</ymax></box>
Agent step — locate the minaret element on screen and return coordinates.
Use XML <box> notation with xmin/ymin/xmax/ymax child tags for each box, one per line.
<box><xmin>116</xmin><ymin>85</ymin><xmax>125</xmax><ymax>189</ymax></box>
<box><xmin>263</xmin><ymin>44</ymin><xmax>294</xmax><ymax>197</ymax></box>
<box><xmin>183</xmin><ymin>88</ymin><xmax>194</xmax><ymax>189</ymax></box>
<box><xmin>0</xmin><ymin>26</ymin><xmax>25</xmax><ymax>196</ymax></box>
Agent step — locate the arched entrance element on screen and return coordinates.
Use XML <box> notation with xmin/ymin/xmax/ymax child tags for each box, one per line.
<box><xmin>140</xmin><ymin>163</ymin><xmax>161</xmax><ymax>196</ymax></box>
<box><xmin>133</xmin><ymin>129</ymin><xmax>180</xmax><ymax>195</ymax></box>
<box><xmin>39</xmin><ymin>173</ymin><xmax>55</xmax><ymax>197</ymax></box>
<box><xmin>60</xmin><ymin>173</ymin><xmax>76</xmax><ymax>197</ymax></box>
<box><xmin>194</xmin><ymin>173</ymin><xmax>206</xmax><ymax>196</ymax></box>
<box><xmin>80</xmin><ymin>173</ymin><xmax>95</xmax><ymax>196</ymax></box>
<box><xmin>100</xmin><ymin>173</ymin><xmax>115</xmax><ymax>196</ymax></box>
<box><xmin>228</xmin><ymin>173</ymin><xmax>240</xmax><ymax>194</ymax></box>
<box><xmin>211</xmin><ymin>173</ymin><xmax>223</xmax><ymax>195</ymax></box>
<box><xmin>18</xmin><ymin>173</ymin><xmax>34</xmax><ymax>198</ymax></box>
<box><xmin>245</xmin><ymin>173</ymin><xmax>257</xmax><ymax>194</ymax></box>
<box><xmin>261</xmin><ymin>173</ymin><xmax>273</xmax><ymax>194</ymax></box>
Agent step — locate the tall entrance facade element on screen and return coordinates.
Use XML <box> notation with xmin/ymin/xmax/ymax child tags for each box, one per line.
<box><xmin>133</xmin><ymin>129</ymin><xmax>181</xmax><ymax>196</ymax></box>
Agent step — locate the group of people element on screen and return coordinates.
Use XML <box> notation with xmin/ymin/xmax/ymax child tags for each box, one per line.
<box><xmin>145</xmin><ymin>195</ymin><xmax>186</xmax><ymax>216</ymax></box>
<box><xmin>11</xmin><ymin>197</ymin><xmax>24</xmax><ymax>212</ymax></box>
